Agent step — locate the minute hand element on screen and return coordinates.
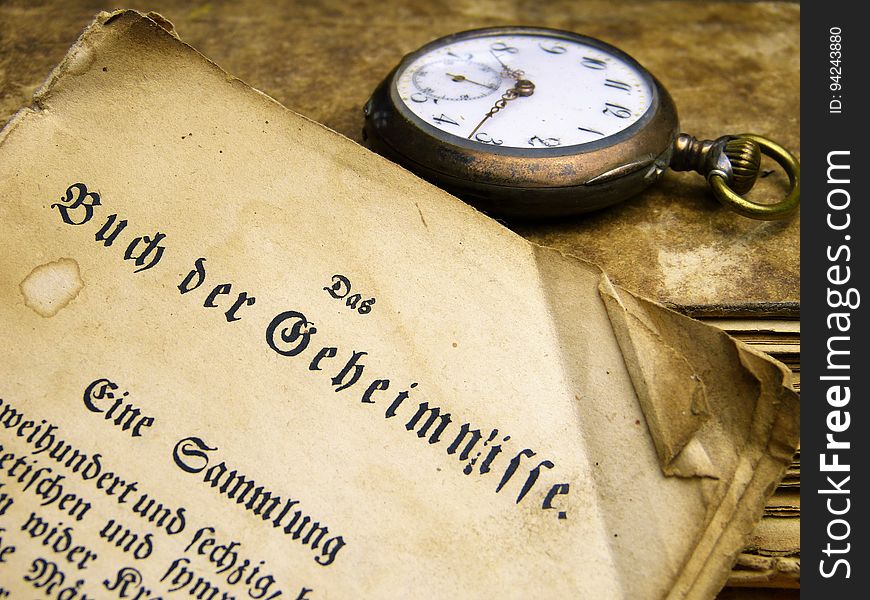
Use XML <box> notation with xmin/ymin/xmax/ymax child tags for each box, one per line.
<box><xmin>468</xmin><ymin>80</ymin><xmax>535</xmax><ymax>140</ymax></box>
<box><xmin>490</xmin><ymin>50</ymin><xmax>525</xmax><ymax>80</ymax></box>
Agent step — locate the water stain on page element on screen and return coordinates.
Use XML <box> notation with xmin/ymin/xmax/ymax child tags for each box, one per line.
<box><xmin>19</xmin><ymin>258</ymin><xmax>84</xmax><ymax>317</ymax></box>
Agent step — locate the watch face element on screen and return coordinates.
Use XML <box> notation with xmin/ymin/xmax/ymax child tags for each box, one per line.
<box><xmin>394</xmin><ymin>29</ymin><xmax>655</xmax><ymax>150</ymax></box>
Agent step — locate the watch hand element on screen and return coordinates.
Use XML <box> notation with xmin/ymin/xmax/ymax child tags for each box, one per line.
<box><xmin>468</xmin><ymin>80</ymin><xmax>535</xmax><ymax>140</ymax></box>
<box><xmin>445</xmin><ymin>72</ymin><xmax>498</xmax><ymax>90</ymax></box>
<box><xmin>489</xmin><ymin>50</ymin><xmax>525</xmax><ymax>80</ymax></box>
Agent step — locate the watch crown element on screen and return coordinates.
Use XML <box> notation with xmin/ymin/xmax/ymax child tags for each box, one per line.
<box><xmin>723</xmin><ymin>137</ymin><xmax>761</xmax><ymax>195</ymax></box>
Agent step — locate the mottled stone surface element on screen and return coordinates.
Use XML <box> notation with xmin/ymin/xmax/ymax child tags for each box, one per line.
<box><xmin>0</xmin><ymin>0</ymin><xmax>799</xmax><ymax>314</ymax></box>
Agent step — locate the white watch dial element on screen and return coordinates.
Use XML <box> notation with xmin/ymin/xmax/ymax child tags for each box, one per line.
<box><xmin>395</xmin><ymin>33</ymin><xmax>653</xmax><ymax>149</ymax></box>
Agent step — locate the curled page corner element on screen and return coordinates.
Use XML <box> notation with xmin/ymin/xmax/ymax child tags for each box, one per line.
<box><xmin>599</xmin><ymin>275</ymin><xmax>798</xmax><ymax>481</ymax></box>
<box><xmin>598</xmin><ymin>275</ymin><xmax>716</xmax><ymax>478</ymax></box>
<box><xmin>597</xmin><ymin>274</ymin><xmax>799</xmax><ymax>599</ymax></box>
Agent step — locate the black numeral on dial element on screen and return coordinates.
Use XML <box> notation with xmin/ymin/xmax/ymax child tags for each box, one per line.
<box><xmin>433</xmin><ymin>113</ymin><xmax>460</xmax><ymax>126</ymax></box>
<box><xmin>578</xmin><ymin>126</ymin><xmax>604</xmax><ymax>137</ymax></box>
<box><xmin>475</xmin><ymin>133</ymin><xmax>504</xmax><ymax>145</ymax></box>
<box><xmin>604</xmin><ymin>79</ymin><xmax>632</xmax><ymax>93</ymax></box>
<box><xmin>529</xmin><ymin>136</ymin><xmax>561</xmax><ymax>147</ymax></box>
<box><xmin>581</xmin><ymin>56</ymin><xmax>607</xmax><ymax>70</ymax></box>
<box><xmin>539</xmin><ymin>42</ymin><xmax>568</xmax><ymax>54</ymax></box>
<box><xmin>602</xmin><ymin>103</ymin><xmax>632</xmax><ymax>119</ymax></box>
<box><xmin>490</xmin><ymin>42</ymin><xmax>519</xmax><ymax>54</ymax></box>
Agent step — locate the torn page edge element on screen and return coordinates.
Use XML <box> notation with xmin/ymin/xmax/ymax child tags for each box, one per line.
<box><xmin>0</xmin><ymin>10</ymin><xmax>166</xmax><ymax>149</ymax></box>
<box><xmin>596</xmin><ymin>278</ymin><xmax>799</xmax><ymax>599</ymax></box>
<box><xmin>630</xmin><ymin>323</ymin><xmax>797</xmax><ymax>599</ymax></box>
<box><xmin>32</xmin><ymin>10</ymin><xmax>178</xmax><ymax>108</ymax></box>
<box><xmin>598</xmin><ymin>275</ymin><xmax>716</xmax><ymax>478</ymax></box>
<box><xmin>0</xmin><ymin>11</ymin><xmax>249</xmax><ymax>149</ymax></box>
<box><xmin>670</xmin><ymin>403</ymin><xmax>799</xmax><ymax>600</ymax></box>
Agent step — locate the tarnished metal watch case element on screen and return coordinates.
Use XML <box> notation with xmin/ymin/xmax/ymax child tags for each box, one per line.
<box><xmin>364</xmin><ymin>27</ymin><xmax>679</xmax><ymax>218</ymax></box>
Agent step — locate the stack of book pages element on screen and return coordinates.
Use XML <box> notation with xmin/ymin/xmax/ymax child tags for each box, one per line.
<box><xmin>706</xmin><ymin>319</ymin><xmax>801</xmax><ymax>598</ymax></box>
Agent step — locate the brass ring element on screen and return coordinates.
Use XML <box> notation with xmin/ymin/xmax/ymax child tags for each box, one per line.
<box><xmin>709</xmin><ymin>134</ymin><xmax>800</xmax><ymax>220</ymax></box>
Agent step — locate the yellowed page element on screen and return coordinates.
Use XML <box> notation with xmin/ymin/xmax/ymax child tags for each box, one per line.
<box><xmin>0</xmin><ymin>11</ymin><xmax>797</xmax><ymax>599</ymax></box>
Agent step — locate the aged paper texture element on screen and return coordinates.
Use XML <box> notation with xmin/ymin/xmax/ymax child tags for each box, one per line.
<box><xmin>0</xmin><ymin>11</ymin><xmax>798</xmax><ymax>599</ymax></box>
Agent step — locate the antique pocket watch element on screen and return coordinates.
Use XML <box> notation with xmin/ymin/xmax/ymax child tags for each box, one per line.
<box><xmin>363</xmin><ymin>27</ymin><xmax>800</xmax><ymax>219</ymax></box>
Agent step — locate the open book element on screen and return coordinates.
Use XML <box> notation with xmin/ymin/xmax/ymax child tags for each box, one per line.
<box><xmin>0</xmin><ymin>11</ymin><xmax>798</xmax><ymax>599</ymax></box>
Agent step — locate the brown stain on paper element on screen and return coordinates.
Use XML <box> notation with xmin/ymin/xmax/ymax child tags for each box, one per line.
<box><xmin>20</xmin><ymin>258</ymin><xmax>84</xmax><ymax>317</ymax></box>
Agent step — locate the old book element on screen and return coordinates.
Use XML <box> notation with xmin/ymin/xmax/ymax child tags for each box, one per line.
<box><xmin>0</xmin><ymin>11</ymin><xmax>798</xmax><ymax>599</ymax></box>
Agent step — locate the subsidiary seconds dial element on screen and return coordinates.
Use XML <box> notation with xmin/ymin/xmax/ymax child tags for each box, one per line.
<box><xmin>395</xmin><ymin>33</ymin><xmax>652</xmax><ymax>148</ymax></box>
<box><xmin>411</xmin><ymin>59</ymin><xmax>502</xmax><ymax>101</ymax></box>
